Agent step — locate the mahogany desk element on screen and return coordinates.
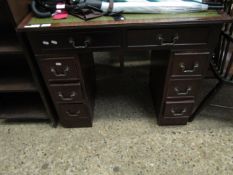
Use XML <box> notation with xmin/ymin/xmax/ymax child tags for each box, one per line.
<box><xmin>18</xmin><ymin>11</ymin><xmax>232</xmax><ymax>128</ymax></box>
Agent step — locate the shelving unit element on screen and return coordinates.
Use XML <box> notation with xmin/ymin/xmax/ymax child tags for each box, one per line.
<box><xmin>0</xmin><ymin>55</ymin><xmax>37</xmax><ymax>93</ymax></box>
<box><xmin>0</xmin><ymin>37</ymin><xmax>23</xmax><ymax>54</ymax></box>
<box><xmin>0</xmin><ymin>0</ymin><xmax>53</xmax><ymax>122</ymax></box>
<box><xmin>0</xmin><ymin>93</ymin><xmax>48</xmax><ymax>119</ymax></box>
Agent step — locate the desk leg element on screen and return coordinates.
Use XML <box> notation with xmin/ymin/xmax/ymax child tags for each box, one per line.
<box><xmin>36</xmin><ymin>53</ymin><xmax>96</xmax><ymax>128</ymax></box>
<box><xmin>150</xmin><ymin>50</ymin><xmax>172</xmax><ymax>125</ymax></box>
<box><xmin>79</xmin><ymin>52</ymin><xmax>96</xmax><ymax>112</ymax></box>
<box><xmin>150</xmin><ymin>50</ymin><xmax>211</xmax><ymax>125</ymax></box>
<box><xmin>119</xmin><ymin>50</ymin><xmax>124</xmax><ymax>72</ymax></box>
<box><xmin>150</xmin><ymin>50</ymin><xmax>191</xmax><ymax>125</ymax></box>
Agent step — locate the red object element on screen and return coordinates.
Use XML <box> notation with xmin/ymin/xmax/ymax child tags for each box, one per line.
<box><xmin>52</xmin><ymin>10</ymin><xmax>68</xmax><ymax>20</ymax></box>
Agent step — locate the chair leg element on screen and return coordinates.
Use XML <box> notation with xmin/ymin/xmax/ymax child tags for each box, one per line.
<box><xmin>210</xmin><ymin>104</ymin><xmax>233</xmax><ymax>110</ymax></box>
<box><xmin>189</xmin><ymin>81</ymin><xmax>223</xmax><ymax>122</ymax></box>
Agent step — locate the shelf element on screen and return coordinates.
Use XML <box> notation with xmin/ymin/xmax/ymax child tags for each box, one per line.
<box><xmin>0</xmin><ymin>93</ymin><xmax>48</xmax><ymax>119</ymax></box>
<box><xmin>0</xmin><ymin>37</ymin><xmax>23</xmax><ymax>54</ymax></box>
<box><xmin>0</xmin><ymin>2</ymin><xmax>50</xmax><ymax>122</ymax></box>
<box><xmin>0</xmin><ymin>1</ymin><xmax>23</xmax><ymax>54</ymax></box>
<box><xmin>0</xmin><ymin>55</ymin><xmax>38</xmax><ymax>92</ymax></box>
<box><xmin>0</xmin><ymin>76</ymin><xmax>37</xmax><ymax>93</ymax></box>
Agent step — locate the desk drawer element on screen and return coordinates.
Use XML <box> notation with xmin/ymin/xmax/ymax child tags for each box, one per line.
<box><xmin>50</xmin><ymin>83</ymin><xmax>84</xmax><ymax>103</ymax></box>
<box><xmin>39</xmin><ymin>57</ymin><xmax>81</xmax><ymax>82</ymax></box>
<box><xmin>28</xmin><ymin>31</ymin><xmax>121</xmax><ymax>53</ymax></box>
<box><xmin>166</xmin><ymin>79</ymin><xmax>200</xmax><ymax>99</ymax></box>
<box><xmin>163</xmin><ymin>101</ymin><xmax>194</xmax><ymax>118</ymax></box>
<box><xmin>58</xmin><ymin>103</ymin><xmax>91</xmax><ymax>120</ymax></box>
<box><xmin>170</xmin><ymin>52</ymin><xmax>209</xmax><ymax>78</ymax></box>
<box><xmin>127</xmin><ymin>27</ymin><xmax>209</xmax><ymax>48</ymax></box>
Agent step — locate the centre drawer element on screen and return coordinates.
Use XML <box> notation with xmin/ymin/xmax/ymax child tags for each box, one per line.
<box><xmin>127</xmin><ymin>27</ymin><xmax>210</xmax><ymax>48</ymax></box>
<box><xmin>27</xmin><ymin>30</ymin><xmax>122</xmax><ymax>54</ymax></box>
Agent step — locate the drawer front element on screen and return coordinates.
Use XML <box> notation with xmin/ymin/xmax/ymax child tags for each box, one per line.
<box><xmin>127</xmin><ymin>27</ymin><xmax>210</xmax><ymax>48</ymax></box>
<box><xmin>170</xmin><ymin>52</ymin><xmax>209</xmax><ymax>78</ymax></box>
<box><xmin>39</xmin><ymin>57</ymin><xmax>80</xmax><ymax>82</ymax></box>
<box><xmin>50</xmin><ymin>83</ymin><xmax>84</xmax><ymax>103</ymax></box>
<box><xmin>58</xmin><ymin>103</ymin><xmax>91</xmax><ymax>120</ymax></box>
<box><xmin>166</xmin><ymin>79</ymin><xmax>200</xmax><ymax>99</ymax></box>
<box><xmin>163</xmin><ymin>101</ymin><xmax>194</xmax><ymax>118</ymax></box>
<box><xmin>28</xmin><ymin>31</ymin><xmax>121</xmax><ymax>53</ymax></box>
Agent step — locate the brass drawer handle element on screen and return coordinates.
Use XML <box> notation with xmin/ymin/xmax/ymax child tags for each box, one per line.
<box><xmin>50</xmin><ymin>66</ymin><xmax>69</xmax><ymax>77</ymax></box>
<box><xmin>69</xmin><ymin>37</ymin><xmax>91</xmax><ymax>49</ymax></box>
<box><xmin>179</xmin><ymin>62</ymin><xmax>199</xmax><ymax>73</ymax></box>
<box><xmin>66</xmin><ymin>110</ymin><xmax>81</xmax><ymax>117</ymax></box>
<box><xmin>58</xmin><ymin>91</ymin><xmax>76</xmax><ymax>101</ymax></box>
<box><xmin>171</xmin><ymin>108</ymin><xmax>187</xmax><ymax>116</ymax></box>
<box><xmin>157</xmin><ymin>33</ymin><xmax>179</xmax><ymax>46</ymax></box>
<box><xmin>174</xmin><ymin>86</ymin><xmax>192</xmax><ymax>96</ymax></box>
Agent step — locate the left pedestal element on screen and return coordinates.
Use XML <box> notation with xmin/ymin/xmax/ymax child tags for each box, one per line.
<box><xmin>36</xmin><ymin>53</ymin><xmax>96</xmax><ymax>128</ymax></box>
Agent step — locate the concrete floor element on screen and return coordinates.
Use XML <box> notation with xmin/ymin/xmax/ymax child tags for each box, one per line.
<box><xmin>0</xmin><ymin>52</ymin><xmax>233</xmax><ymax>175</ymax></box>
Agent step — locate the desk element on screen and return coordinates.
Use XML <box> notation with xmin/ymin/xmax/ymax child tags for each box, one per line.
<box><xmin>18</xmin><ymin>11</ymin><xmax>232</xmax><ymax>128</ymax></box>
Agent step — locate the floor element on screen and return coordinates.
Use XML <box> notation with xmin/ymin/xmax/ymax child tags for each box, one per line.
<box><xmin>0</xmin><ymin>52</ymin><xmax>233</xmax><ymax>175</ymax></box>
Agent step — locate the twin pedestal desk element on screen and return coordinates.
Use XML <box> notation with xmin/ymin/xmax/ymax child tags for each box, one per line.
<box><xmin>18</xmin><ymin>12</ymin><xmax>232</xmax><ymax>128</ymax></box>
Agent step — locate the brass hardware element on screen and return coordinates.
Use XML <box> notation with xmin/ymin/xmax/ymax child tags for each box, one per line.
<box><xmin>50</xmin><ymin>66</ymin><xmax>69</xmax><ymax>77</ymax></box>
<box><xmin>171</xmin><ymin>108</ymin><xmax>187</xmax><ymax>116</ymax></box>
<box><xmin>66</xmin><ymin>110</ymin><xmax>81</xmax><ymax>117</ymax></box>
<box><xmin>174</xmin><ymin>86</ymin><xmax>192</xmax><ymax>96</ymax></box>
<box><xmin>179</xmin><ymin>62</ymin><xmax>199</xmax><ymax>73</ymax></box>
<box><xmin>69</xmin><ymin>37</ymin><xmax>91</xmax><ymax>49</ymax></box>
<box><xmin>58</xmin><ymin>91</ymin><xmax>76</xmax><ymax>101</ymax></box>
<box><xmin>157</xmin><ymin>33</ymin><xmax>179</xmax><ymax>46</ymax></box>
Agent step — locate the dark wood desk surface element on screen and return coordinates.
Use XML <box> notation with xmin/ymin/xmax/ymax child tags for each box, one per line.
<box><xmin>18</xmin><ymin>11</ymin><xmax>232</xmax><ymax>128</ymax></box>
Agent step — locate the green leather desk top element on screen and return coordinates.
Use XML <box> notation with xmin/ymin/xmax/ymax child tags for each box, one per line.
<box><xmin>18</xmin><ymin>10</ymin><xmax>231</xmax><ymax>31</ymax></box>
<box><xmin>29</xmin><ymin>11</ymin><xmax>220</xmax><ymax>25</ymax></box>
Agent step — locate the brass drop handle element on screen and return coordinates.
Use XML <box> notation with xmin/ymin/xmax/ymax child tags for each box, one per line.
<box><xmin>171</xmin><ymin>108</ymin><xmax>187</xmax><ymax>116</ymax></box>
<box><xmin>69</xmin><ymin>37</ymin><xmax>91</xmax><ymax>49</ymax></box>
<box><xmin>66</xmin><ymin>110</ymin><xmax>81</xmax><ymax>117</ymax></box>
<box><xmin>174</xmin><ymin>86</ymin><xmax>192</xmax><ymax>96</ymax></box>
<box><xmin>157</xmin><ymin>33</ymin><xmax>179</xmax><ymax>46</ymax></box>
<box><xmin>58</xmin><ymin>91</ymin><xmax>76</xmax><ymax>101</ymax></box>
<box><xmin>50</xmin><ymin>66</ymin><xmax>69</xmax><ymax>77</ymax></box>
<box><xmin>179</xmin><ymin>62</ymin><xmax>199</xmax><ymax>73</ymax></box>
